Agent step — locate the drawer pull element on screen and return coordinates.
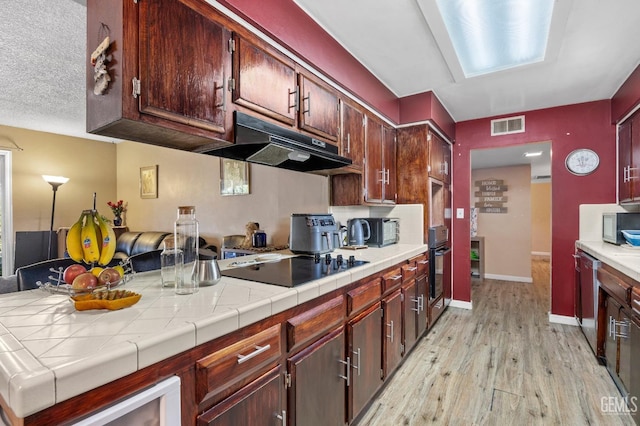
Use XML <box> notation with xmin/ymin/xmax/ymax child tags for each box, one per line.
<box><xmin>387</xmin><ymin>320</ymin><xmax>394</xmax><ymax>342</ymax></box>
<box><xmin>411</xmin><ymin>297</ymin><xmax>420</xmax><ymax>312</ymax></box>
<box><xmin>405</xmin><ymin>266</ymin><xmax>418</xmax><ymax>272</ymax></box>
<box><xmin>389</xmin><ymin>275</ymin><xmax>402</xmax><ymax>281</ymax></box>
<box><xmin>236</xmin><ymin>344</ymin><xmax>271</xmax><ymax>364</ymax></box>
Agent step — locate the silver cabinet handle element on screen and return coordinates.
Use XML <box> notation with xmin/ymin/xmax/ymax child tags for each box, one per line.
<box><xmin>302</xmin><ymin>91</ymin><xmax>311</xmax><ymax>116</ymax></box>
<box><xmin>352</xmin><ymin>348</ymin><xmax>361</xmax><ymax>376</ymax></box>
<box><xmin>346</xmin><ymin>133</ymin><xmax>351</xmax><ymax>154</ymax></box>
<box><xmin>632</xmin><ymin>298</ymin><xmax>640</xmax><ymax>316</ymax></box>
<box><xmin>609</xmin><ymin>316</ymin><xmax>616</xmax><ymax>341</ymax></box>
<box><xmin>338</xmin><ymin>356</ymin><xmax>351</xmax><ymax>386</ymax></box>
<box><xmin>406</xmin><ymin>266</ymin><xmax>417</xmax><ymax>272</ymax></box>
<box><xmin>236</xmin><ymin>344</ymin><xmax>270</xmax><ymax>364</ymax></box>
<box><xmin>385</xmin><ymin>169</ymin><xmax>390</xmax><ymax>185</ymax></box>
<box><xmin>276</xmin><ymin>410</ymin><xmax>286</xmax><ymax>426</ymax></box>
<box><xmin>216</xmin><ymin>70</ymin><xmax>227</xmax><ymax>112</ymax></box>
<box><xmin>387</xmin><ymin>321</ymin><xmax>394</xmax><ymax>342</ymax></box>
<box><xmin>377</xmin><ymin>169</ymin><xmax>385</xmax><ymax>183</ymax></box>
<box><xmin>288</xmin><ymin>86</ymin><xmax>299</xmax><ymax>112</ymax></box>
<box><xmin>419</xmin><ymin>294</ymin><xmax>424</xmax><ymax>312</ymax></box>
<box><xmin>411</xmin><ymin>297</ymin><xmax>420</xmax><ymax>313</ymax></box>
<box><xmin>418</xmin><ymin>260</ymin><xmax>429</xmax><ymax>265</ymax></box>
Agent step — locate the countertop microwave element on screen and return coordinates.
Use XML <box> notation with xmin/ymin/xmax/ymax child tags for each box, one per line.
<box><xmin>364</xmin><ymin>217</ymin><xmax>400</xmax><ymax>247</ymax></box>
<box><xmin>602</xmin><ymin>212</ymin><xmax>640</xmax><ymax>245</ymax></box>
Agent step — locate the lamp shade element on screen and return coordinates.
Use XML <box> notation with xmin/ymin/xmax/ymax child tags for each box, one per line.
<box><xmin>42</xmin><ymin>175</ymin><xmax>69</xmax><ymax>185</ymax></box>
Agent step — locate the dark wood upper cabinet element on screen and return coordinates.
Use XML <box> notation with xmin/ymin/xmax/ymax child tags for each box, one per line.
<box><xmin>340</xmin><ymin>100</ymin><xmax>365</xmax><ymax>169</ymax></box>
<box><xmin>428</xmin><ymin>130</ymin><xmax>451</xmax><ymax>184</ymax></box>
<box><xmin>138</xmin><ymin>0</ymin><xmax>230</xmax><ymax>134</ymax></box>
<box><xmin>364</xmin><ymin>116</ymin><xmax>396</xmax><ymax>204</ymax></box>
<box><xmin>231</xmin><ymin>34</ymin><xmax>298</xmax><ymax>126</ymax></box>
<box><xmin>618</xmin><ymin>113</ymin><xmax>640</xmax><ymax>204</ymax></box>
<box><xmin>298</xmin><ymin>71</ymin><xmax>339</xmax><ymax>141</ymax></box>
<box><xmin>86</xmin><ymin>0</ymin><xmax>233</xmax><ymax>150</ymax></box>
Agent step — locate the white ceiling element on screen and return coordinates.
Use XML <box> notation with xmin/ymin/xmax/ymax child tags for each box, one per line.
<box><xmin>1</xmin><ymin>0</ymin><xmax>639</xmax><ymax>173</ymax></box>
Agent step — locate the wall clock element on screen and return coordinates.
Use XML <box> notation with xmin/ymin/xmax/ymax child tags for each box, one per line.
<box><xmin>565</xmin><ymin>148</ymin><xmax>599</xmax><ymax>176</ymax></box>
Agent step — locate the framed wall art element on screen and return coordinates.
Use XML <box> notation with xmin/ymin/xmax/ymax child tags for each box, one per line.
<box><xmin>140</xmin><ymin>165</ymin><xmax>158</xmax><ymax>199</ymax></box>
<box><xmin>220</xmin><ymin>159</ymin><xmax>250</xmax><ymax>195</ymax></box>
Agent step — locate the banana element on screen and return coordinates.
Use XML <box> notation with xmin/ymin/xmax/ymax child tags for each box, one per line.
<box><xmin>95</xmin><ymin>211</ymin><xmax>117</xmax><ymax>266</ymax></box>
<box><xmin>66</xmin><ymin>212</ymin><xmax>86</xmax><ymax>262</ymax></box>
<box><xmin>80</xmin><ymin>210</ymin><xmax>101</xmax><ymax>264</ymax></box>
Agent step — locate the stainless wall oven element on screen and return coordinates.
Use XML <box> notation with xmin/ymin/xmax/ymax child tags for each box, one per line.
<box><xmin>428</xmin><ymin>225</ymin><xmax>451</xmax><ymax>325</ymax></box>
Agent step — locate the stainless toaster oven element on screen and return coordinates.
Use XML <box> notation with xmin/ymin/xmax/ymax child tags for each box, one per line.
<box><xmin>364</xmin><ymin>218</ymin><xmax>400</xmax><ymax>247</ymax></box>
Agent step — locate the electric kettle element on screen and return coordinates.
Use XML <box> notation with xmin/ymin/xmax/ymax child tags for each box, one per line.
<box><xmin>347</xmin><ymin>219</ymin><xmax>371</xmax><ymax>246</ymax></box>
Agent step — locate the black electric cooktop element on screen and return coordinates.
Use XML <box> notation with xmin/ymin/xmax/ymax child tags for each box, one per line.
<box><xmin>221</xmin><ymin>254</ymin><xmax>368</xmax><ymax>287</ymax></box>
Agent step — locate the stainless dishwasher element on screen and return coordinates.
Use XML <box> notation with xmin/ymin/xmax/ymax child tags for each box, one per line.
<box><xmin>575</xmin><ymin>251</ymin><xmax>601</xmax><ymax>356</ymax></box>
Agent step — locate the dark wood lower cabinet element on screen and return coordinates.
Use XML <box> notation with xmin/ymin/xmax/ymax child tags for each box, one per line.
<box><xmin>383</xmin><ymin>290</ymin><xmax>403</xmax><ymax>378</ymax></box>
<box><xmin>287</xmin><ymin>327</ymin><xmax>347</xmax><ymax>426</ymax></box>
<box><xmin>348</xmin><ymin>303</ymin><xmax>383</xmax><ymax>421</ymax></box>
<box><xmin>197</xmin><ymin>366</ymin><xmax>283</xmax><ymax>426</ymax></box>
<box><xmin>402</xmin><ymin>280</ymin><xmax>418</xmax><ymax>348</ymax></box>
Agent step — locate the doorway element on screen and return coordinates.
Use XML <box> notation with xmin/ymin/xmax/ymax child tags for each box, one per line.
<box><xmin>0</xmin><ymin>150</ymin><xmax>14</xmax><ymax>276</ymax></box>
<box><xmin>469</xmin><ymin>141</ymin><xmax>552</xmax><ymax>307</ymax></box>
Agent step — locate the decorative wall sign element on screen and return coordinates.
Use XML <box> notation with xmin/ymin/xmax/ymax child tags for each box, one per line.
<box><xmin>220</xmin><ymin>159</ymin><xmax>250</xmax><ymax>195</ymax></box>
<box><xmin>475</xmin><ymin>179</ymin><xmax>508</xmax><ymax>213</ymax></box>
<box><xmin>140</xmin><ymin>165</ymin><xmax>158</xmax><ymax>199</ymax></box>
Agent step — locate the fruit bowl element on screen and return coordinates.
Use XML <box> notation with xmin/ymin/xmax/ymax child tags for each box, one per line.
<box><xmin>38</xmin><ymin>260</ymin><xmax>132</xmax><ymax>296</ymax></box>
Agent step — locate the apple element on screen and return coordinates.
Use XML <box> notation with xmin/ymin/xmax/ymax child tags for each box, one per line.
<box><xmin>63</xmin><ymin>264</ymin><xmax>87</xmax><ymax>284</ymax></box>
<box><xmin>72</xmin><ymin>272</ymin><xmax>98</xmax><ymax>290</ymax></box>
<box><xmin>98</xmin><ymin>268</ymin><xmax>122</xmax><ymax>286</ymax></box>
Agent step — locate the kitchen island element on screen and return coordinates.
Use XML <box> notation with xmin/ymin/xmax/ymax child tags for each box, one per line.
<box><xmin>0</xmin><ymin>244</ymin><xmax>427</xmax><ymax>424</ymax></box>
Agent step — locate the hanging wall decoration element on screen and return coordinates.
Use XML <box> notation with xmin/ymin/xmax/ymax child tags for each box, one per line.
<box><xmin>90</xmin><ymin>24</ymin><xmax>112</xmax><ymax>95</ymax></box>
<box><xmin>474</xmin><ymin>179</ymin><xmax>508</xmax><ymax>213</ymax></box>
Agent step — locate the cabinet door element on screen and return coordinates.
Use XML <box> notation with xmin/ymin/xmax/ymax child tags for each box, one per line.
<box><xmin>618</xmin><ymin>308</ymin><xmax>632</xmax><ymax>391</ymax></box>
<box><xmin>605</xmin><ymin>297</ymin><xmax>620</xmax><ymax>375</ymax></box>
<box><xmin>632</xmin><ymin>114</ymin><xmax>640</xmax><ymax>202</ymax></box>
<box><xmin>365</xmin><ymin>117</ymin><xmax>384</xmax><ymax>203</ymax></box>
<box><xmin>382</xmin><ymin>124</ymin><xmax>397</xmax><ymax>203</ymax></box>
<box><xmin>382</xmin><ymin>290</ymin><xmax>403</xmax><ymax>379</ymax></box>
<box><xmin>341</xmin><ymin>100</ymin><xmax>365</xmax><ymax>169</ymax></box>
<box><xmin>619</xmin><ymin>119</ymin><xmax>633</xmax><ymax>203</ymax></box>
<box><xmin>428</xmin><ymin>131</ymin><xmax>450</xmax><ymax>182</ymax></box>
<box><xmin>198</xmin><ymin>366</ymin><xmax>283</xmax><ymax>426</ymax></box>
<box><xmin>630</xmin><ymin>317</ymin><xmax>640</xmax><ymax>423</ymax></box>
<box><xmin>139</xmin><ymin>0</ymin><xmax>231</xmax><ymax>134</ymax></box>
<box><xmin>298</xmin><ymin>72</ymin><xmax>339</xmax><ymax>141</ymax></box>
<box><xmin>402</xmin><ymin>280</ymin><xmax>418</xmax><ymax>352</ymax></box>
<box><xmin>348</xmin><ymin>303</ymin><xmax>383</xmax><ymax>421</ymax></box>
<box><xmin>232</xmin><ymin>34</ymin><xmax>297</xmax><ymax>125</ymax></box>
<box><xmin>288</xmin><ymin>328</ymin><xmax>346</xmax><ymax>426</ymax></box>
<box><xmin>416</xmin><ymin>274</ymin><xmax>428</xmax><ymax>336</ymax></box>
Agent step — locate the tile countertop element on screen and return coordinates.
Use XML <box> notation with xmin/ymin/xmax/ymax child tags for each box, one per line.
<box><xmin>576</xmin><ymin>240</ymin><xmax>640</xmax><ymax>282</ymax></box>
<box><xmin>0</xmin><ymin>244</ymin><xmax>427</xmax><ymax>418</ymax></box>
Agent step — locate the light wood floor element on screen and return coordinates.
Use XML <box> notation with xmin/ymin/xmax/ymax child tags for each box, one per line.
<box><xmin>357</xmin><ymin>258</ymin><xmax>635</xmax><ymax>425</ymax></box>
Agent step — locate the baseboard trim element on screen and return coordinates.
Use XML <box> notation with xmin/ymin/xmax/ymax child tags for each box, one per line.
<box><xmin>449</xmin><ymin>299</ymin><xmax>472</xmax><ymax>310</ymax></box>
<box><xmin>548</xmin><ymin>313</ymin><xmax>578</xmax><ymax>326</ymax></box>
<box><xmin>531</xmin><ymin>251</ymin><xmax>551</xmax><ymax>257</ymax></box>
<box><xmin>484</xmin><ymin>273</ymin><xmax>533</xmax><ymax>283</ymax></box>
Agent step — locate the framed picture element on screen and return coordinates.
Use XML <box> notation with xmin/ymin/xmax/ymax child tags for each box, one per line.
<box><xmin>220</xmin><ymin>159</ymin><xmax>250</xmax><ymax>195</ymax></box>
<box><xmin>140</xmin><ymin>165</ymin><xmax>158</xmax><ymax>199</ymax></box>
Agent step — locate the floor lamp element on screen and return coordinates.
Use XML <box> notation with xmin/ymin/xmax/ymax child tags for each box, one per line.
<box><xmin>42</xmin><ymin>175</ymin><xmax>69</xmax><ymax>260</ymax></box>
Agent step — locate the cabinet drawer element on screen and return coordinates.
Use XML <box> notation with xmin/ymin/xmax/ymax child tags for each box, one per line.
<box><xmin>401</xmin><ymin>262</ymin><xmax>418</xmax><ymax>283</ymax></box>
<box><xmin>429</xmin><ymin>296</ymin><xmax>445</xmax><ymax>328</ymax></box>
<box><xmin>381</xmin><ymin>268</ymin><xmax>403</xmax><ymax>294</ymax></box>
<box><xmin>287</xmin><ymin>295</ymin><xmax>345</xmax><ymax>352</ymax></box>
<box><xmin>631</xmin><ymin>287</ymin><xmax>640</xmax><ymax>317</ymax></box>
<box><xmin>196</xmin><ymin>324</ymin><xmax>282</xmax><ymax>404</ymax></box>
<box><xmin>598</xmin><ymin>266</ymin><xmax>632</xmax><ymax>305</ymax></box>
<box><xmin>410</xmin><ymin>254</ymin><xmax>429</xmax><ymax>277</ymax></box>
<box><xmin>347</xmin><ymin>277</ymin><xmax>382</xmax><ymax>315</ymax></box>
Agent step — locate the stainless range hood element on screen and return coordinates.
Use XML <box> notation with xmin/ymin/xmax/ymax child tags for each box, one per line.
<box><xmin>205</xmin><ymin>112</ymin><xmax>351</xmax><ymax>172</ymax></box>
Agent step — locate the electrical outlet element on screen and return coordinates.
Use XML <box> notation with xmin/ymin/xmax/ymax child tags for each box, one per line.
<box><xmin>456</xmin><ymin>208</ymin><xmax>465</xmax><ymax>219</ymax></box>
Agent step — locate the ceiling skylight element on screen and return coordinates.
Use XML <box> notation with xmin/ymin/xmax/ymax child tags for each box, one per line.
<box><xmin>435</xmin><ymin>0</ymin><xmax>554</xmax><ymax>77</ymax></box>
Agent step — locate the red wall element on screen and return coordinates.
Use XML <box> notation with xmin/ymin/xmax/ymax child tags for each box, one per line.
<box><xmin>452</xmin><ymin>101</ymin><xmax>616</xmax><ymax>316</ymax></box>
<box><xmin>399</xmin><ymin>92</ymin><xmax>456</xmax><ymax>140</ymax></box>
<box><xmin>217</xmin><ymin>0</ymin><xmax>400</xmax><ymax>122</ymax></box>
